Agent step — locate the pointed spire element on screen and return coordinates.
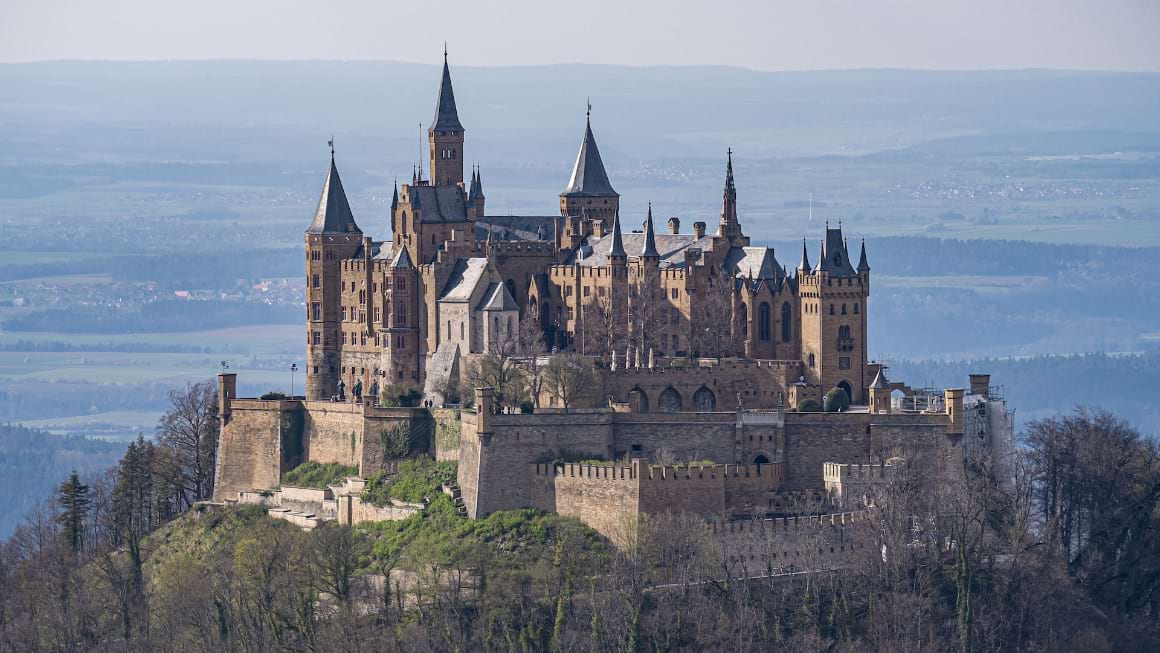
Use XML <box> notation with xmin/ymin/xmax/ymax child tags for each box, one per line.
<box><xmin>430</xmin><ymin>48</ymin><xmax>464</xmax><ymax>132</ymax></box>
<box><xmin>562</xmin><ymin>103</ymin><xmax>617</xmax><ymax>198</ymax></box>
<box><xmin>641</xmin><ymin>203</ymin><xmax>659</xmax><ymax>259</ymax></box>
<box><xmin>391</xmin><ymin>179</ymin><xmax>399</xmax><ymax>210</ymax></box>
<box><xmin>857</xmin><ymin>238</ymin><xmax>870</xmax><ymax>271</ymax></box>
<box><xmin>609</xmin><ymin>210</ymin><xmax>626</xmax><ymax>261</ymax></box>
<box><xmin>798</xmin><ymin>238</ymin><xmax>811</xmax><ymax>271</ymax></box>
<box><xmin>306</xmin><ymin>152</ymin><xmax>361</xmax><ymax>235</ymax></box>
<box><xmin>814</xmin><ymin>238</ymin><xmax>826</xmax><ymax>272</ymax></box>
<box><xmin>724</xmin><ymin>147</ymin><xmax>735</xmax><ymax>193</ymax></box>
<box><xmin>467</xmin><ymin>164</ymin><xmax>479</xmax><ymax>203</ymax></box>
<box><xmin>473</xmin><ymin>164</ymin><xmax>484</xmax><ymax>198</ymax></box>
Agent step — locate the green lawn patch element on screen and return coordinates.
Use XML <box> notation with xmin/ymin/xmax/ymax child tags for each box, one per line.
<box><xmin>280</xmin><ymin>461</ymin><xmax>358</xmax><ymax>489</ymax></box>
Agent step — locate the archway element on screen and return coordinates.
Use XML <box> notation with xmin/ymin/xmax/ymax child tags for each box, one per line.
<box><xmin>837</xmin><ymin>380</ymin><xmax>853</xmax><ymax>404</ymax></box>
<box><xmin>693</xmin><ymin>386</ymin><xmax>717</xmax><ymax>412</ymax></box>
<box><xmin>753</xmin><ymin>454</ymin><xmax>771</xmax><ymax>465</ymax></box>
<box><xmin>659</xmin><ymin>387</ymin><xmax>683</xmax><ymax>412</ymax></box>
<box><xmin>628</xmin><ymin>387</ymin><xmax>649</xmax><ymax>413</ymax></box>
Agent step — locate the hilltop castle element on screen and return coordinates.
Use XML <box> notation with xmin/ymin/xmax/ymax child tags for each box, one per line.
<box><xmin>305</xmin><ymin>53</ymin><xmax>869</xmax><ymax>411</ymax></box>
<box><xmin>213</xmin><ymin>54</ymin><xmax>1015</xmax><ymax>562</ymax></box>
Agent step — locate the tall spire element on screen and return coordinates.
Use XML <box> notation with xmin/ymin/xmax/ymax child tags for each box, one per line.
<box><xmin>721</xmin><ymin>147</ymin><xmax>738</xmax><ymax>226</ymax></box>
<box><xmin>641</xmin><ymin>203</ymin><xmax>659</xmax><ymax>259</ymax></box>
<box><xmin>391</xmin><ymin>179</ymin><xmax>399</xmax><ymax>210</ymax></box>
<box><xmin>857</xmin><ymin>238</ymin><xmax>870</xmax><ymax>272</ymax></box>
<box><xmin>430</xmin><ymin>47</ymin><xmax>463</xmax><ymax>132</ymax></box>
<box><xmin>798</xmin><ymin>238</ymin><xmax>811</xmax><ymax>272</ymax></box>
<box><xmin>306</xmin><ymin>150</ymin><xmax>361</xmax><ymax>235</ymax></box>
<box><xmin>609</xmin><ymin>210</ymin><xmax>626</xmax><ymax>261</ymax></box>
<box><xmin>562</xmin><ymin>103</ymin><xmax>616</xmax><ymax>198</ymax></box>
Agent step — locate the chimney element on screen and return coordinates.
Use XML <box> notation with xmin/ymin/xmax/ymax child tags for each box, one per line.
<box><xmin>667</xmin><ymin>217</ymin><xmax>680</xmax><ymax>234</ymax></box>
<box><xmin>944</xmin><ymin>388</ymin><xmax>965</xmax><ymax>435</ymax></box>
<box><xmin>475</xmin><ymin>387</ymin><xmax>495</xmax><ymax>443</ymax></box>
<box><xmin>218</xmin><ymin>373</ymin><xmax>237</xmax><ymax>426</ymax></box>
<box><xmin>693</xmin><ymin>221</ymin><xmax>706</xmax><ymax>238</ymax></box>
<box><xmin>969</xmin><ymin>374</ymin><xmax>990</xmax><ymax>399</ymax></box>
<box><xmin>593</xmin><ymin>219</ymin><xmax>607</xmax><ymax>238</ymax></box>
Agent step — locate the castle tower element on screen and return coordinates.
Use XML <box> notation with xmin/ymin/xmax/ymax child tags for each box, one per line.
<box><xmin>560</xmin><ymin>105</ymin><xmax>619</xmax><ymax>226</ymax></box>
<box><xmin>380</xmin><ymin>247</ymin><xmax>420</xmax><ymax>385</ymax></box>
<box><xmin>305</xmin><ymin>150</ymin><xmax>363</xmax><ymax>400</ymax></box>
<box><xmin>428</xmin><ymin>48</ymin><xmax>465</xmax><ymax>188</ymax></box>
<box><xmin>798</xmin><ymin>225</ymin><xmax>869</xmax><ymax>404</ymax></box>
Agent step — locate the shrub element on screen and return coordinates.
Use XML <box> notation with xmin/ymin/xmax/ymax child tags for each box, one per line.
<box><xmin>260</xmin><ymin>391</ymin><xmax>288</xmax><ymax>400</ymax></box>
<box><xmin>824</xmin><ymin>387</ymin><xmax>851</xmax><ymax>413</ymax></box>
<box><xmin>280</xmin><ymin>461</ymin><xmax>359</xmax><ymax>488</ymax></box>
<box><xmin>362</xmin><ymin>457</ymin><xmax>457</xmax><ymax>506</ymax></box>
<box><xmin>796</xmin><ymin>399</ymin><xmax>822</xmax><ymax>412</ymax></box>
<box><xmin>380</xmin><ymin>384</ymin><xmax>422</xmax><ymax>407</ymax></box>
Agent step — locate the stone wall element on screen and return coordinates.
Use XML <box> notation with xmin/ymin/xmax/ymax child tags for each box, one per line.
<box><xmin>604</xmin><ymin>358</ymin><xmax>798</xmax><ymax>412</ymax></box>
<box><xmin>711</xmin><ymin>511</ymin><xmax>869</xmax><ymax>572</ymax></box>
<box><xmin>432</xmin><ymin>408</ymin><xmax>462</xmax><ymax>461</ymax></box>
<box><xmin>530</xmin><ymin>463</ymin><xmax>640</xmax><ymax>546</ymax></box>
<box><xmin>213</xmin><ymin>399</ymin><xmax>299</xmax><ymax>501</ymax></box>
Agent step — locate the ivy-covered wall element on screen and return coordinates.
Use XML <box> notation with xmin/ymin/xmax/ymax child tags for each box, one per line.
<box><xmin>433</xmin><ymin>408</ymin><xmax>462</xmax><ymax>462</ymax></box>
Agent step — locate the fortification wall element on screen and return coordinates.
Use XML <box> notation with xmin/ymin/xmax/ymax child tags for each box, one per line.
<box><xmin>711</xmin><ymin>512</ymin><xmax>868</xmax><ymax>572</ymax></box>
<box><xmin>461</xmin><ymin>410</ymin><xmax>614</xmax><ymax>517</ymax></box>
<box><xmin>781</xmin><ymin>413</ymin><xmax>872</xmax><ymax>491</ymax></box>
<box><xmin>432</xmin><ymin>408</ymin><xmax>462</xmax><ymax>462</ymax></box>
<box><xmin>611</xmin><ymin>412</ymin><xmax>737</xmax><ymax>462</ymax></box>
<box><xmin>214</xmin><ymin>399</ymin><xmax>299</xmax><ymax>501</ymax></box>
<box><xmin>603</xmin><ymin>358</ymin><xmax>798</xmax><ymax>412</ymax></box>
<box><xmin>301</xmin><ymin>401</ymin><xmax>365</xmax><ymax>468</ymax></box>
<box><xmin>530</xmin><ymin>463</ymin><xmax>639</xmax><ymax>546</ymax></box>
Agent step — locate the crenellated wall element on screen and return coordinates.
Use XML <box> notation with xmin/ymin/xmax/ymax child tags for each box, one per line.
<box><xmin>711</xmin><ymin>511</ymin><xmax>869</xmax><ymax>571</ymax></box>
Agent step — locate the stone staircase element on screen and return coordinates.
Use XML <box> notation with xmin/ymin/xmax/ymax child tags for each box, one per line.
<box><xmin>441</xmin><ymin>481</ymin><xmax>468</xmax><ymax>517</ymax></box>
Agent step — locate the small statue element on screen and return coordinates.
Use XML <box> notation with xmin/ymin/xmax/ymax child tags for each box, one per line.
<box><xmin>370</xmin><ymin>379</ymin><xmax>380</xmax><ymax>403</ymax></box>
<box><xmin>353</xmin><ymin>379</ymin><xmax>363</xmax><ymax>402</ymax></box>
<box><xmin>336</xmin><ymin>378</ymin><xmax>346</xmax><ymax>401</ymax></box>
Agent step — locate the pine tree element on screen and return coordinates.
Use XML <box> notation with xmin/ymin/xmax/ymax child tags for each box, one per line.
<box><xmin>56</xmin><ymin>470</ymin><xmax>90</xmax><ymax>555</ymax></box>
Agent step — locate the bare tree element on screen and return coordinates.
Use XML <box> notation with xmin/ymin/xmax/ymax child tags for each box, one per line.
<box><xmin>541</xmin><ymin>354</ymin><xmax>599</xmax><ymax>411</ymax></box>
<box><xmin>689</xmin><ymin>273</ymin><xmax>742</xmax><ymax>358</ymax></box>
<box><xmin>628</xmin><ymin>280</ymin><xmax>665</xmax><ymax>355</ymax></box>
<box><xmin>155</xmin><ymin>380</ymin><xmax>219</xmax><ymax>509</ymax></box>
<box><xmin>577</xmin><ymin>292</ymin><xmax>625</xmax><ymax>361</ymax></box>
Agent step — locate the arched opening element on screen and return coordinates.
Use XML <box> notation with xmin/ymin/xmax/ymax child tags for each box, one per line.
<box><xmin>659</xmin><ymin>387</ymin><xmax>683</xmax><ymax>412</ymax></box>
<box><xmin>781</xmin><ymin>302</ymin><xmax>792</xmax><ymax>342</ymax></box>
<box><xmin>693</xmin><ymin>386</ymin><xmax>717</xmax><ymax>412</ymax></box>
<box><xmin>837</xmin><ymin>380</ymin><xmax>853</xmax><ymax>404</ymax></box>
<box><xmin>753</xmin><ymin>454</ymin><xmax>771</xmax><ymax>465</ymax></box>
<box><xmin>759</xmin><ymin>302</ymin><xmax>771</xmax><ymax>341</ymax></box>
<box><xmin>628</xmin><ymin>387</ymin><xmax>649</xmax><ymax>413</ymax></box>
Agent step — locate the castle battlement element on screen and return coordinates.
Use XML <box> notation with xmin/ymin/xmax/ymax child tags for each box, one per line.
<box><xmin>823</xmin><ymin>462</ymin><xmax>896</xmax><ymax>482</ymax></box>
<box><xmin>709</xmin><ymin>510</ymin><xmax>866</xmax><ymax>534</ymax></box>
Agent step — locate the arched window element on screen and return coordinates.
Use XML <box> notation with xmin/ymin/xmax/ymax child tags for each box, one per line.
<box><xmin>854</xmin><ymin>303</ymin><xmax>859</xmax><ymax>314</ymax></box>
<box><xmin>507</xmin><ymin>316</ymin><xmax>514</xmax><ymax>334</ymax></box>
<box><xmin>758</xmin><ymin>302</ymin><xmax>772</xmax><ymax>341</ymax></box>
<box><xmin>739</xmin><ymin>303</ymin><xmax>748</xmax><ymax>338</ymax></box>
<box><xmin>841</xmin><ymin>303</ymin><xmax>847</xmax><ymax>315</ymax></box>
<box><xmin>659</xmin><ymin>387</ymin><xmax>683</xmax><ymax>412</ymax></box>
<box><xmin>829</xmin><ymin>304</ymin><xmax>835</xmax><ymax>315</ymax></box>
<box><xmin>781</xmin><ymin>302</ymin><xmax>792</xmax><ymax>342</ymax></box>
<box><xmin>628</xmin><ymin>387</ymin><xmax>649</xmax><ymax>413</ymax></box>
<box><xmin>693</xmin><ymin>386</ymin><xmax>716</xmax><ymax>411</ymax></box>
<box><xmin>808</xmin><ymin>353</ymin><xmax>816</xmax><ymax>368</ymax></box>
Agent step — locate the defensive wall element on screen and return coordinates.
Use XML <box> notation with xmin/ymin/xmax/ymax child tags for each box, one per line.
<box><xmin>601</xmin><ymin>357</ymin><xmax>801</xmax><ymax>412</ymax></box>
<box><xmin>213</xmin><ymin>374</ymin><xmax>433</xmax><ymax>501</ymax></box>
<box><xmin>710</xmin><ymin>512</ymin><xmax>870</xmax><ymax>572</ymax></box>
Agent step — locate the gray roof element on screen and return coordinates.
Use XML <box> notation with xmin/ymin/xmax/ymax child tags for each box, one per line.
<box><xmin>430</xmin><ymin>57</ymin><xmax>463</xmax><ymax>132</ymax></box>
<box><xmin>857</xmin><ymin>239</ymin><xmax>870</xmax><ymax>271</ymax></box>
<box><xmin>439</xmin><ymin>257</ymin><xmax>489</xmax><ymax>302</ymax></box>
<box><xmin>306</xmin><ymin>157</ymin><xmax>362</xmax><ymax>235</ymax></box>
<box><xmin>478</xmin><ymin>282</ymin><xmax>518</xmax><ymax>311</ymax></box>
<box><xmin>389</xmin><ymin>247</ymin><xmax>414</xmax><ymax>269</ymax></box>
<box><xmin>561</xmin><ymin>118</ymin><xmax>617</xmax><ymax>198</ymax></box>
<box><xmin>474</xmin><ymin>215</ymin><xmax>556</xmax><ymax>242</ymax></box>
<box><xmin>725</xmin><ymin>246</ymin><xmax>782</xmax><ymax>280</ymax></box>
<box><xmin>814</xmin><ymin>227</ymin><xmax>858</xmax><ymax>276</ymax></box>
<box><xmin>641</xmin><ymin>206</ymin><xmax>660</xmax><ymax>258</ymax></box>
<box><xmin>609</xmin><ymin>212</ymin><xmax>626</xmax><ymax>258</ymax></box>
<box><xmin>568</xmin><ymin>231</ymin><xmax>713</xmax><ymax>268</ymax></box>
<box><xmin>870</xmin><ymin>368</ymin><xmax>888</xmax><ymax>389</ymax></box>
<box><xmin>372</xmin><ymin>241</ymin><xmax>396</xmax><ymax>260</ymax></box>
<box><xmin>409</xmin><ymin>185</ymin><xmax>469</xmax><ymax>223</ymax></box>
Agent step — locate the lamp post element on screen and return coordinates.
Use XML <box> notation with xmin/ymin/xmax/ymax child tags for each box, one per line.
<box><xmin>290</xmin><ymin>363</ymin><xmax>298</xmax><ymax>398</ymax></box>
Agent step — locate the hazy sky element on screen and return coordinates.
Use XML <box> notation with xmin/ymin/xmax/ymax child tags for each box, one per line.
<box><xmin>2</xmin><ymin>0</ymin><xmax>1158</xmax><ymax>71</ymax></box>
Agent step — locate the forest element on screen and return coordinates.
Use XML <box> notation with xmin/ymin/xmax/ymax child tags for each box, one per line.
<box><xmin>2</xmin><ymin>380</ymin><xmax>1159</xmax><ymax>651</ymax></box>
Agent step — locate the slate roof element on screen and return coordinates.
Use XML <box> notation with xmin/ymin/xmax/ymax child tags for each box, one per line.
<box><xmin>568</xmin><ymin>232</ymin><xmax>714</xmax><ymax>268</ymax></box>
<box><xmin>408</xmin><ymin>185</ymin><xmax>469</xmax><ymax>223</ymax></box>
<box><xmin>438</xmin><ymin>257</ymin><xmax>489</xmax><ymax>302</ymax></box>
<box><xmin>430</xmin><ymin>56</ymin><xmax>463</xmax><ymax>132</ymax></box>
<box><xmin>372</xmin><ymin>241</ymin><xmax>396</xmax><ymax>260</ymax></box>
<box><xmin>389</xmin><ymin>247</ymin><xmax>414</xmax><ymax>269</ymax></box>
<box><xmin>641</xmin><ymin>206</ymin><xmax>660</xmax><ymax>258</ymax></box>
<box><xmin>725</xmin><ymin>246</ymin><xmax>782</xmax><ymax>280</ymax></box>
<box><xmin>477</xmin><ymin>282</ymin><xmax>518</xmax><ymax>311</ymax></box>
<box><xmin>474</xmin><ymin>215</ymin><xmax>557</xmax><ymax>242</ymax></box>
<box><xmin>814</xmin><ymin>227</ymin><xmax>858</xmax><ymax>276</ymax></box>
<box><xmin>306</xmin><ymin>157</ymin><xmax>362</xmax><ymax>235</ymax></box>
<box><xmin>561</xmin><ymin>118</ymin><xmax>617</xmax><ymax>198</ymax></box>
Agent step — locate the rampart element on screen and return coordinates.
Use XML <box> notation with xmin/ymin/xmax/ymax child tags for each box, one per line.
<box><xmin>213</xmin><ymin>396</ymin><xmax>432</xmax><ymax>501</ymax></box>
<box><xmin>710</xmin><ymin>512</ymin><xmax>869</xmax><ymax>572</ymax></box>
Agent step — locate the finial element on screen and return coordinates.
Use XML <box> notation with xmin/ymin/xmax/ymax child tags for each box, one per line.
<box><xmin>444</xmin><ymin>42</ymin><xmax>448</xmax><ymax>62</ymax></box>
<box><xmin>586</xmin><ymin>98</ymin><xmax>592</xmax><ymax>122</ymax></box>
<box><xmin>727</xmin><ymin>147</ymin><xmax>732</xmax><ymax>162</ymax></box>
<box><xmin>328</xmin><ymin>134</ymin><xmax>335</xmax><ymax>160</ymax></box>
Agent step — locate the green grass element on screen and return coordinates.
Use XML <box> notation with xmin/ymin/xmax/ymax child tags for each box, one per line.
<box><xmin>280</xmin><ymin>461</ymin><xmax>358</xmax><ymax>489</ymax></box>
<box><xmin>362</xmin><ymin>457</ymin><xmax>456</xmax><ymax>506</ymax></box>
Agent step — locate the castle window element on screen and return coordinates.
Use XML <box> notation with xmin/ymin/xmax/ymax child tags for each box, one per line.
<box><xmin>598</xmin><ymin>287</ymin><xmax>606</xmax><ymax>297</ymax></box>
<box><xmin>759</xmin><ymin>302</ymin><xmax>771</xmax><ymax>341</ymax></box>
<box><xmin>583</xmin><ymin>286</ymin><xmax>590</xmax><ymax>297</ymax></box>
<box><xmin>397</xmin><ymin>305</ymin><xmax>406</xmax><ymax>325</ymax></box>
<box><xmin>829</xmin><ymin>304</ymin><xmax>835</xmax><ymax>315</ymax></box>
<box><xmin>565</xmin><ymin>286</ymin><xmax>572</xmax><ymax>297</ymax></box>
<box><xmin>670</xmin><ymin>308</ymin><xmax>679</xmax><ymax>325</ymax></box>
<box><xmin>311</xmin><ymin>303</ymin><xmax>320</xmax><ymax>321</ymax></box>
<box><xmin>312</xmin><ymin>274</ymin><xmax>319</xmax><ymax>288</ymax></box>
<box><xmin>312</xmin><ymin>331</ymin><xmax>320</xmax><ymax>345</ymax></box>
<box><xmin>809</xmin><ymin>353</ymin><xmax>816</xmax><ymax>368</ymax></box>
<box><xmin>567</xmin><ymin>307</ymin><xmax>574</xmax><ymax>320</ymax></box>
<box><xmin>374</xmin><ymin>308</ymin><xmax>380</xmax><ymax>322</ymax></box>
<box><xmin>854</xmin><ymin>303</ymin><xmax>859</xmax><ymax>314</ymax></box>
<box><xmin>840</xmin><ymin>357</ymin><xmax>850</xmax><ymax>370</ymax></box>
<box><xmin>781</xmin><ymin>302</ymin><xmax>792</xmax><ymax>342</ymax></box>
<box><xmin>341</xmin><ymin>307</ymin><xmax>347</xmax><ymax>321</ymax></box>
<box><xmin>739</xmin><ymin>303</ymin><xmax>748</xmax><ymax>338</ymax></box>
<box><xmin>361</xmin><ymin>333</ymin><xmax>366</xmax><ymax>346</ymax></box>
<box><xmin>671</xmin><ymin>288</ymin><xmax>678</xmax><ymax>300</ymax></box>
<box><xmin>842</xmin><ymin>303</ymin><xmax>847</xmax><ymax>315</ymax></box>
<box><xmin>396</xmin><ymin>277</ymin><xmax>406</xmax><ymax>291</ymax></box>
<box><xmin>460</xmin><ymin>322</ymin><xmax>465</xmax><ymax>339</ymax></box>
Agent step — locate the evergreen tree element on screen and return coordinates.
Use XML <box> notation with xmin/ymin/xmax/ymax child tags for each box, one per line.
<box><xmin>55</xmin><ymin>470</ymin><xmax>90</xmax><ymax>555</ymax></box>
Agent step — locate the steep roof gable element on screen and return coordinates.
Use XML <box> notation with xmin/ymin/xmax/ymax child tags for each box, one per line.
<box><xmin>306</xmin><ymin>157</ymin><xmax>361</xmax><ymax>235</ymax></box>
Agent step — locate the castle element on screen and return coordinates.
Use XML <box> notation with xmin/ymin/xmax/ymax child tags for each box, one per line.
<box><xmin>213</xmin><ymin>54</ymin><xmax>1015</xmax><ymax>563</ymax></box>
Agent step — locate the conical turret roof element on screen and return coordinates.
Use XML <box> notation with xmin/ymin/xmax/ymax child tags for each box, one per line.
<box><xmin>306</xmin><ymin>155</ymin><xmax>361</xmax><ymax>235</ymax></box>
<box><xmin>798</xmin><ymin>239</ymin><xmax>811</xmax><ymax>271</ymax></box>
<box><xmin>858</xmin><ymin>239</ymin><xmax>870</xmax><ymax>271</ymax></box>
<box><xmin>562</xmin><ymin>111</ymin><xmax>617</xmax><ymax>197</ymax></box>
<box><xmin>609</xmin><ymin>211</ymin><xmax>626</xmax><ymax>260</ymax></box>
<box><xmin>430</xmin><ymin>51</ymin><xmax>463</xmax><ymax>132</ymax></box>
<box><xmin>641</xmin><ymin>203</ymin><xmax>659</xmax><ymax>258</ymax></box>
